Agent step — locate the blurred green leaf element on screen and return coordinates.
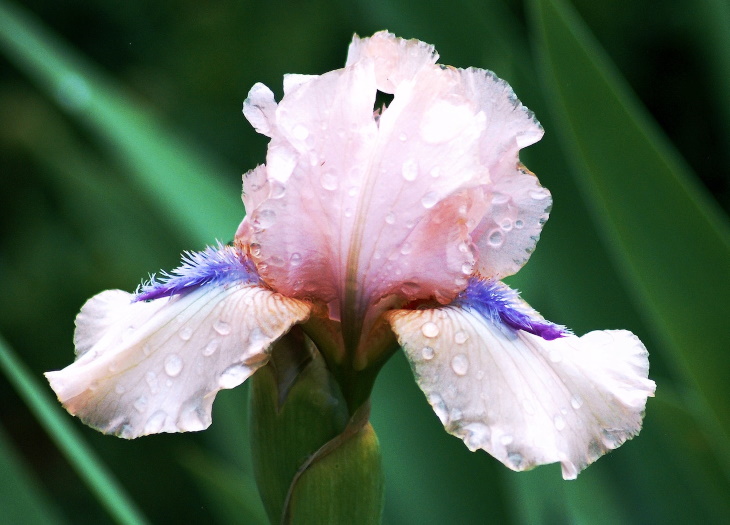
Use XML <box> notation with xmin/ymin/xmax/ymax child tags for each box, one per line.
<box><xmin>531</xmin><ymin>0</ymin><xmax>730</xmax><ymax>447</ymax></box>
<box><xmin>0</xmin><ymin>335</ymin><xmax>149</xmax><ymax>525</ymax></box>
<box><xmin>0</xmin><ymin>0</ymin><xmax>240</xmax><ymax>245</ymax></box>
<box><xmin>0</xmin><ymin>424</ymin><xmax>68</xmax><ymax>525</ymax></box>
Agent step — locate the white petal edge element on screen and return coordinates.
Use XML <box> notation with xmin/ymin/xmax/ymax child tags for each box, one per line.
<box><xmin>46</xmin><ymin>284</ymin><xmax>310</xmax><ymax>438</ymax></box>
<box><xmin>387</xmin><ymin>306</ymin><xmax>655</xmax><ymax>479</ymax></box>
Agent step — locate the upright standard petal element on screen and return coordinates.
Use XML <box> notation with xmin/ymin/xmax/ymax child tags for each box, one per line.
<box><xmin>240</xmin><ymin>32</ymin><xmax>545</xmax><ymax>337</ymax></box>
<box><xmin>46</xmin><ymin>246</ymin><xmax>310</xmax><ymax>438</ymax></box>
<box><xmin>386</xmin><ymin>278</ymin><xmax>655</xmax><ymax>479</ymax></box>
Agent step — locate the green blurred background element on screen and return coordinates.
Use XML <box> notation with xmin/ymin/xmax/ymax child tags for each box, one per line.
<box><xmin>1</xmin><ymin>0</ymin><xmax>729</xmax><ymax>523</ymax></box>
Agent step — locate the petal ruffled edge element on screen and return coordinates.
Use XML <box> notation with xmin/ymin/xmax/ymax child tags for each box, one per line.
<box><xmin>386</xmin><ymin>281</ymin><xmax>655</xmax><ymax>479</ymax></box>
<box><xmin>47</xmin><ymin>249</ymin><xmax>311</xmax><ymax>439</ymax></box>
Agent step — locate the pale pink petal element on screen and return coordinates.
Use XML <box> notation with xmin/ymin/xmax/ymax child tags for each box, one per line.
<box><xmin>387</xmin><ymin>306</ymin><xmax>655</xmax><ymax>479</ymax></box>
<box><xmin>46</xmin><ymin>285</ymin><xmax>310</xmax><ymax>438</ymax></box>
<box><xmin>470</xmin><ymin>165</ymin><xmax>552</xmax><ymax>279</ymax></box>
<box><xmin>345</xmin><ymin>31</ymin><xmax>438</xmax><ymax>94</ymax></box>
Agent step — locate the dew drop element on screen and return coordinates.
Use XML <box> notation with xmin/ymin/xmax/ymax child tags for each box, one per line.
<box><xmin>255</xmin><ymin>208</ymin><xmax>277</xmax><ymax>229</ymax></box>
<box><xmin>385</xmin><ymin>212</ymin><xmax>396</xmax><ymax>225</ymax></box>
<box><xmin>462</xmin><ymin>422</ymin><xmax>491</xmax><ymax>451</ymax></box>
<box><xmin>421</xmin><ymin>191</ymin><xmax>439</xmax><ymax>209</ymax></box>
<box><xmin>529</xmin><ymin>188</ymin><xmax>550</xmax><ymax>200</ymax></box>
<box><xmin>454</xmin><ymin>331</ymin><xmax>469</xmax><ymax>344</ymax></box>
<box><xmin>500</xmin><ymin>434</ymin><xmax>514</xmax><ymax>446</ymax></box>
<box><xmin>507</xmin><ymin>452</ymin><xmax>524</xmax><ymax>469</ymax></box>
<box><xmin>514</xmin><ymin>219</ymin><xmax>525</xmax><ymax>229</ymax></box>
<box><xmin>421</xmin><ymin>322</ymin><xmax>440</xmax><ymax>338</ymax></box>
<box><xmin>500</xmin><ymin>218</ymin><xmax>513</xmax><ymax>231</ymax></box>
<box><xmin>488</xmin><ymin>229</ymin><xmax>504</xmax><ymax>247</ymax></box>
<box><xmin>401</xmin><ymin>159</ymin><xmax>418</xmax><ymax>181</ymax></box>
<box><xmin>571</xmin><ymin>395</ymin><xmax>584</xmax><ymax>410</ymax></box>
<box><xmin>133</xmin><ymin>396</ymin><xmax>148</xmax><ymax>413</ymax></box>
<box><xmin>179</xmin><ymin>326</ymin><xmax>193</xmax><ymax>341</ymax></box>
<box><xmin>269</xmin><ymin>180</ymin><xmax>286</xmax><ymax>199</ymax></box>
<box><xmin>428</xmin><ymin>393</ymin><xmax>449</xmax><ymax>425</ymax></box>
<box><xmin>398</xmin><ymin>132</ymin><xmax>408</xmax><ymax>142</ymax></box>
<box><xmin>348</xmin><ymin>186</ymin><xmax>358</xmax><ymax>197</ymax></box>
<box><xmin>203</xmin><ymin>339</ymin><xmax>219</xmax><ymax>357</ymax></box>
<box><xmin>292</xmin><ymin>124</ymin><xmax>310</xmax><ymax>140</ymax></box>
<box><xmin>142</xmin><ymin>343</ymin><xmax>152</xmax><ymax>356</ymax></box>
<box><xmin>461</xmin><ymin>262</ymin><xmax>474</xmax><ymax>275</ymax></box>
<box><xmin>400</xmin><ymin>242</ymin><xmax>413</xmax><ymax>255</ymax></box>
<box><xmin>491</xmin><ymin>193</ymin><xmax>510</xmax><ymax>205</ymax></box>
<box><xmin>144</xmin><ymin>411</ymin><xmax>166</xmax><ymax>434</ymax></box>
<box><xmin>554</xmin><ymin>414</ymin><xmax>566</xmax><ymax>431</ymax></box>
<box><xmin>400</xmin><ymin>282</ymin><xmax>420</xmax><ymax>295</ymax></box>
<box><xmin>451</xmin><ymin>353</ymin><xmax>469</xmax><ymax>375</ymax></box>
<box><xmin>214</xmin><ymin>320</ymin><xmax>231</xmax><ymax>336</ymax></box>
<box><xmin>421</xmin><ymin>346</ymin><xmax>435</xmax><ymax>360</ymax></box>
<box><xmin>430</xmin><ymin>166</ymin><xmax>441</xmax><ymax>178</ymax></box>
<box><xmin>344</xmin><ymin>208</ymin><xmax>353</xmax><ymax>217</ymax></box>
<box><xmin>219</xmin><ymin>365</ymin><xmax>251</xmax><ymax>389</ymax></box>
<box><xmin>319</xmin><ymin>171</ymin><xmax>338</xmax><ymax>191</ymax></box>
<box><xmin>145</xmin><ymin>372</ymin><xmax>159</xmax><ymax>394</ymax></box>
<box><xmin>164</xmin><ymin>354</ymin><xmax>183</xmax><ymax>377</ymax></box>
<box><xmin>249</xmin><ymin>243</ymin><xmax>262</xmax><ymax>257</ymax></box>
<box><xmin>290</xmin><ymin>253</ymin><xmax>302</xmax><ymax>266</ymax></box>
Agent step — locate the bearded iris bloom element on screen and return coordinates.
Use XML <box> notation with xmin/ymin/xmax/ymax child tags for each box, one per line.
<box><xmin>46</xmin><ymin>31</ymin><xmax>655</xmax><ymax>481</ymax></box>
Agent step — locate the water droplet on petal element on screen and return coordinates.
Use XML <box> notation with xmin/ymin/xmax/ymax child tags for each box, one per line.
<box><xmin>501</xmin><ymin>434</ymin><xmax>514</xmax><ymax>446</ymax></box>
<box><xmin>571</xmin><ymin>395</ymin><xmax>584</xmax><ymax>409</ymax></box>
<box><xmin>421</xmin><ymin>346</ymin><xmax>435</xmax><ymax>360</ymax></box>
<box><xmin>214</xmin><ymin>320</ymin><xmax>231</xmax><ymax>335</ymax></box>
<box><xmin>385</xmin><ymin>212</ymin><xmax>396</xmax><ymax>225</ymax></box>
<box><xmin>491</xmin><ymin>193</ymin><xmax>510</xmax><ymax>205</ymax></box>
<box><xmin>145</xmin><ymin>371</ymin><xmax>159</xmax><ymax>394</ymax></box>
<box><xmin>249</xmin><ymin>243</ymin><xmax>262</xmax><ymax>257</ymax></box>
<box><xmin>430</xmin><ymin>166</ymin><xmax>441</xmax><ymax>178</ymax></box>
<box><xmin>269</xmin><ymin>180</ymin><xmax>286</xmax><ymax>199</ymax></box>
<box><xmin>529</xmin><ymin>188</ymin><xmax>550</xmax><ymax>200</ymax></box>
<box><xmin>179</xmin><ymin>326</ymin><xmax>193</xmax><ymax>341</ymax></box>
<box><xmin>144</xmin><ymin>411</ymin><xmax>167</xmax><ymax>434</ymax></box>
<box><xmin>454</xmin><ymin>331</ymin><xmax>469</xmax><ymax>344</ymax></box>
<box><xmin>400</xmin><ymin>282</ymin><xmax>420</xmax><ymax>295</ymax></box>
<box><xmin>401</xmin><ymin>159</ymin><xmax>418</xmax><ymax>181</ymax></box>
<box><xmin>421</xmin><ymin>191</ymin><xmax>438</xmax><ymax>209</ymax></box>
<box><xmin>462</xmin><ymin>422</ymin><xmax>491</xmax><ymax>451</ymax></box>
<box><xmin>398</xmin><ymin>132</ymin><xmax>408</xmax><ymax>142</ymax></box>
<box><xmin>203</xmin><ymin>339</ymin><xmax>219</xmax><ymax>357</ymax></box>
<box><xmin>290</xmin><ymin>253</ymin><xmax>302</xmax><ymax>266</ymax></box>
<box><xmin>451</xmin><ymin>353</ymin><xmax>469</xmax><ymax>375</ymax></box>
<box><xmin>219</xmin><ymin>364</ymin><xmax>251</xmax><ymax>389</ymax></box>
<box><xmin>133</xmin><ymin>396</ymin><xmax>148</xmax><ymax>413</ymax></box>
<box><xmin>421</xmin><ymin>322</ymin><xmax>440</xmax><ymax>338</ymax></box>
<box><xmin>500</xmin><ymin>218</ymin><xmax>513</xmax><ymax>231</ymax></box>
<box><xmin>292</xmin><ymin>124</ymin><xmax>310</xmax><ymax>140</ymax></box>
<box><xmin>554</xmin><ymin>414</ymin><xmax>566</xmax><ymax>431</ymax></box>
<box><xmin>514</xmin><ymin>219</ymin><xmax>525</xmax><ymax>229</ymax></box>
<box><xmin>164</xmin><ymin>354</ymin><xmax>183</xmax><ymax>377</ymax></box>
<box><xmin>428</xmin><ymin>393</ymin><xmax>449</xmax><ymax>425</ymax></box>
<box><xmin>320</xmin><ymin>171</ymin><xmax>338</xmax><ymax>191</ymax></box>
<box><xmin>507</xmin><ymin>451</ymin><xmax>524</xmax><ymax>469</ymax></box>
<box><xmin>488</xmin><ymin>229</ymin><xmax>504</xmax><ymax>247</ymax></box>
<box><xmin>400</xmin><ymin>242</ymin><xmax>413</xmax><ymax>255</ymax></box>
<box><xmin>461</xmin><ymin>263</ymin><xmax>474</xmax><ymax>275</ymax></box>
<box><xmin>254</xmin><ymin>208</ymin><xmax>277</xmax><ymax>229</ymax></box>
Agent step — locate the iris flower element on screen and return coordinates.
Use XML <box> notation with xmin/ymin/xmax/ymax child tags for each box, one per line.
<box><xmin>46</xmin><ymin>31</ymin><xmax>655</xmax><ymax>479</ymax></box>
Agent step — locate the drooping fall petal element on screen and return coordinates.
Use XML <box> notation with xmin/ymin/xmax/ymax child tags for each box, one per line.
<box><xmin>239</xmin><ymin>31</ymin><xmax>545</xmax><ymax>331</ymax></box>
<box><xmin>46</xmin><ymin>247</ymin><xmax>311</xmax><ymax>438</ymax></box>
<box><xmin>386</xmin><ymin>279</ymin><xmax>655</xmax><ymax>479</ymax></box>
